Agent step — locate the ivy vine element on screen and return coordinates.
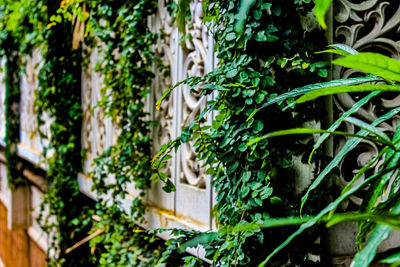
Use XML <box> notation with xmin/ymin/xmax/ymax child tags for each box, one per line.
<box><xmin>153</xmin><ymin>0</ymin><xmax>329</xmax><ymax>265</ymax></box>
<box><xmin>0</xmin><ymin>0</ymin><xmax>334</xmax><ymax>266</ymax></box>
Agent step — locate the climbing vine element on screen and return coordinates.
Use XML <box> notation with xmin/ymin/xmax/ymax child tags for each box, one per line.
<box><xmin>0</xmin><ymin>0</ymin><xmax>335</xmax><ymax>266</ymax></box>
<box><xmin>83</xmin><ymin>0</ymin><xmax>165</xmax><ymax>265</ymax></box>
<box><xmin>153</xmin><ymin>0</ymin><xmax>329</xmax><ymax>265</ymax></box>
<box><xmin>0</xmin><ymin>1</ymin><xmax>29</xmax><ymax>187</ymax></box>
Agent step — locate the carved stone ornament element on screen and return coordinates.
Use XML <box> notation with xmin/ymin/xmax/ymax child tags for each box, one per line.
<box><xmin>20</xmin><ymin>50</ymin><xmax>51</xmax><ymax>157</ymax></box>
<box><xmin>179</xmin><ymin>0</ymin><xmax>209</xmax><ymax>188</ymax></box>
<box><xmin>151</xmin><ymin>0</ymin><xmax>177</xmax><ymax>179</ymax></box>
<box><xmin>333</xmin><ymin>0</ymin><xmax>400</xmax><ymax>210</ymax></box>
<box><xmin>81</xmin><ymin>47</ymin><xmax>109</xmax><ymax>174</ymax></box>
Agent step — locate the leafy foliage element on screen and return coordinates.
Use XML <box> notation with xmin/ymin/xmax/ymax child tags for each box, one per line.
<box><xmin>154</xmin><ymin>0</ymin><xmax>329</xmax><ymax>265</ymax></box>
<box><xmin>312</xmin><ymin>0</ymin><xmax>332</xmax><ymax>29</ymax></box>
<box><xmin>6</xmin><ymin>0</ymin><xmax>398</xmax><ymax>266</ymax></box>
<box><xmin>242</xmin><ymin>46</ymin><xmax>400</xmax><ymax>266</ymax></box>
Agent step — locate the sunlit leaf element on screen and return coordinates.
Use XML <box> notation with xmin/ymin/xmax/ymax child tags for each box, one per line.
<box><xmin>379</xmin><ymin>251</ymin><xmax>400</xmax><ymax>264</ymax></box>
<box><xmin>247</xmin><ymin>76</ymin><xmax>382</xmax><ymax>121</ymax></box>
<box><xmin>297</xmin><ymin>84</ymin><xmax>400</xmax><ymax>103</ymax></box>
<box><xmin>313</xmin><ymin>0</ymin><xmax>333</xmax><ymax>29</ymax></box>
<box><xmin>333</xmin><ymin>52</ymin><xmax>400</xmax><ymax>82</ymax></box>
<box><xmin>177</xmin><ymin>0</ymin><xmax>191</xmax><ymax>33</ymax></box>
<box><xmin>247</xmin><ymin>128</ymin><xmax>391</xmax><ymax>148</ymax></box>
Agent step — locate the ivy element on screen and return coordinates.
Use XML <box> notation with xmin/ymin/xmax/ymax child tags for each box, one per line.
<box><xmin>85</xmin><ymin>0</ymin><xmax>160</xmax><ymax>264</ymax></box>
<box><xmin>153</xmin><ymin>0</ymin><xmax>329</xmax><ymax>265</ymax></box>
<box><xmin>1</xmin><ymin>0</ymin><xmax>333</xmax><ymax>266</ymax></box>
<box><xmin>2</xmin><ymin>35</ymin><xmax>22</xmax><ymax>187</ymax></box>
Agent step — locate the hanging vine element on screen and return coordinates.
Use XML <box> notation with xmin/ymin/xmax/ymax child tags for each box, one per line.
<box><xmin>84</xmin><ymin>0</ymin><xmax>163</xmax><ymax>265</ymax></box>
<box><xmin>0</xmin><ymin>0</ymin><xmax>335</xmax><ymax>266</ymax></box>
<box><xmin>0</xmin><ymin>1</ymin><xmax>28</xmax><ymax>187</ymax></box>
<box><xmin>153</xmin><ymin>0</ymin><xmax>329</xmax><ymax>265</ymax></box>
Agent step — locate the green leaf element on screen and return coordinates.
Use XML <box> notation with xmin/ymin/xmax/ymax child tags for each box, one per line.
<box><xmin>358</xmin><ymin>125</ymin><xmax>400</xmax><ymax>218</ymax></box>
<box><xmin>178</xmin><ymin>233</ymin><xmax>218</xmax><ymax>253</ymax></box>
<box><xmin>259</xmin><ymin>163</ymin><xmax>400</xmax><ymax>266</ymax></box>
<box><xmin>329</xmin><ymin>43</ymin><xmax>359</xmax><ymax>55</ymax></box>
<box><xmin>226</xmin><ymin>32</ymin><xmax>236</xmax><ymax>41</ymax></box>
<box><xmin>162</xmin><ymin>179</ymin><xmax>176</xmax><ymax>193</ymax></box>
<box><xmin>297</xmin><ymin>84</ymin><xmax>400</xmax><ymax>103</ymax></box>
<box><xmin>247</xmin><ymin>128</ymin><xmax>391</xmax><ymax>147</ymax></box>
<box><xmin>255</xmin><ymin>31</ymin><xmax>267</xmax><ymax>42</ymax></box>
<box><xmin>155</xmin><ymin>80</ymin><xmax>184</xmax><ymax>110</ymax></box>
<box><xmin>333</xmin><ymin>52</ymin><xmax>400</xmax><ymax>82</ymax></box>
<box><xmin>343</xmin><ymin>117</ymin><xmax>391</xmax><ymax>144</ymax></box>
<box><xmin>316</xmin><ymin>44</ymin><xmax>359</xmax><ymax>56</ymax></box>
<box><xmin>380</xmin><ymin>251</ymin><xmax>400</xmax><ymax>264</ymax></box>
<box><xmin>300</xmin><ymin>106</ymin><xmax>400</xmax><ymax>213</ymax></box>
<box><xmin>351</xmin><ymin>200</ymin><xmax>400</xmax><ymax>267</ymax></box>
<box><xmin>309</xmin><ymin>91</ymin><xmax>379</xmax><ymax>163</ymax></box>
<box><xmin>313</xmin><ymin>0</ymin><xmax>333</xmax><ymax>29</ymax></box>
<box><xmin>238</xmin><ymin>142</ymin><xmax>247</xmax><ymax>152</ymax></box>
<box><xmin>226</xmin><ymin>68</ymin><xmax>239</xmax><ymax>78</ymax></box>
<box><xmin>316</xmin><ymin>49</ymin><xmax>350</xmax><ymax>57</ymax></box>
<box><xmin>234</xmin><ymin>0</ymin><xmax>257</xmax><ymax>32</ymax></box>
<box><xmin>177</xmin><ymin>0</ymin><xmax>191</xmax><ymax>33</ymax></box>
<box><xmin>241</xmin><ymin>171</ymin><xmax>252</xmax><ymax>182</ymax></box>
<box><xmin>247</xmin><ymin>76</ymin><xmax>382</xmax><ymax>121</ymax></box>
<box><xmin>227</xmin><ymin>161</ymin><xmax>239</xmax><ymax>174</ymax></box>
<box><xmin>225</xmin><ymin>213</ymin><xmax>400</xmax><ymax>232</ymax></box>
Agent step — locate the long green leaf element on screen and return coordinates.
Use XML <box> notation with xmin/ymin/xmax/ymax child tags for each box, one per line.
<box><xmin>247</xmin><ymin>128</ymin><xmax>391</xmax><ymax>148</ymax></box>
<box><xmin>380</xmin><ymin>251</ymin><xmax>400</xmax><ymax>264</ymax></box>
<box><xmin>178</xmin><ymin>232</ymin><xmax>218</xmax><ymax>253</ymax></box>
<box><xmin>316</xmin><ymin>49</ymin><xmax>350</xmax><ymax>57</ymax></box>
<box><xmin>300</xmin><ymin>106</ymin><xmax>400</xmax><ymax>213</ymax></box>
<box><xmin>234</xmin><ymin>0</ymin><xmax>257</xmax><ymax>32</ymax></box>
<box><xmin>328</xmin><ymin>147</ymin><xmax>389</xmax><ymax>217</ymax></box>
<box><xmin>155</xmin><ymin>80</ymin><xmax>185</xmax><ymax>110</ymax></box>
<box><xmin>227</xmin><ymin>213</ymin><xmax>400</xmax><ymax>232</ymax></box>
<box><xmin>328</xmin><ymin>43</ymin><xmax>359</xmax><ymax>55</ymax></box>
<box><xmin>316</xmin><ymin>44</ymin><xmax>359</xmax><ymax>56</ymax></box>
<box><xmin>309</xmin><ymin>91</ymin><xmax>380</xmax><ymax>163</ymax></box>
<box><xmin>351</xmin><ymin>201</ymin><xmax>400</xmax><ymax>267</ymax></box>
<box><xmin>333</xmin><ymin>52</ymin><xmax>400</xmax><ymax>82</ymax></box>
<box><xmin>247</xmin><ymin>76</ymin><xmax>383</xmax><ymax>121</ymax></box>
<box><xmin>297</xmin><ymin>84</ymin><xmax>400</xmax><ymax>103</ymax></box>
<box><xmin>355</xmin><ymin>125</ymin><xmax>400</xmax><ymax>247</ymax></box>
<box><xmin>313</xmin><ymin>0</ymin><xmax>333</xmax><ymax>29</ymax></box>
<box><xmin>359</xmin><ymin>127</ymin><xmax>400</xmax><ymax>214</ymax></box>
<box><xmin>177</xmin><ymin>0</ymin><xmax>191</xmax><ymax>33</ymax></box>
<box><xmin>259</xmin><ymin>163</ymin><xmax>400</xmax><ymax>267</ymax></box>
<box><xmin>344</xmin><ymin>117</ymin><xmax>391</xmax><ymax>144</ymax></box>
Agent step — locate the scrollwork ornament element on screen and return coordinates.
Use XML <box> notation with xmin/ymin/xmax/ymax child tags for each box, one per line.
<box><xmin>179</xmin><ymin>0</ymin><xmax>208</xmax><ymax>188</ymax></box>
<box><xmin>333</xmin><ymin>0</ymin><xmax>400</xmax><ymax>207</ymax></box>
